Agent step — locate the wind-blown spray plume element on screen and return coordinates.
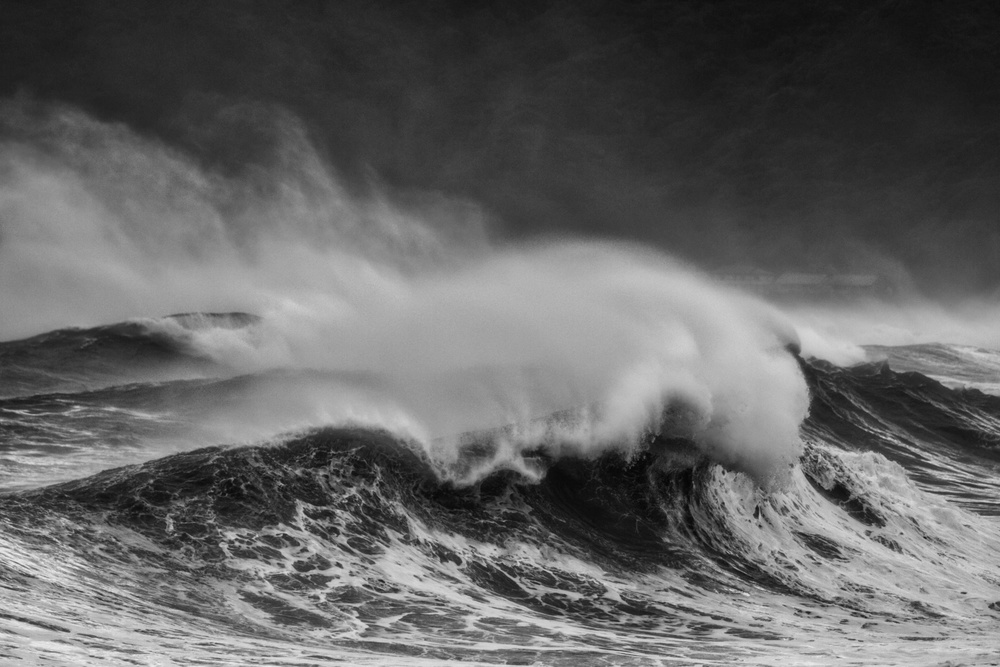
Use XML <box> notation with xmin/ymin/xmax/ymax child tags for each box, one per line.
<box><xmin>0</xmin><ymin>100</ymin><xmax>808</xmax><ymax>484</ymax></box>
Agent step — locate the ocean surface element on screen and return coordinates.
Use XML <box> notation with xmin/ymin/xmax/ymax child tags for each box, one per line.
<box><xmin>2</xmin><ymin>313</ymin><xmax>1000</xmax><ymax>666</ymax></box>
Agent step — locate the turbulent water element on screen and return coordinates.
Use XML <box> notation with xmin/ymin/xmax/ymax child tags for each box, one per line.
<box><xmin>1</xmin><ymin>313</ymin><xmax>999</xmax><ymax>666</ymax></box>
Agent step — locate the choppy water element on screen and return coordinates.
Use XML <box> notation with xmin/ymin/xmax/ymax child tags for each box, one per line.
<box><xmin>2</xmin><ymin>314</ymin><xmax>1000</xmax><ymax>666</ymax></box>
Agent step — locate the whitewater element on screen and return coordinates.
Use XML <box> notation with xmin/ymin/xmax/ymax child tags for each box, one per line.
<box><xmin>2</xmin><ymin>103</ymin><xmax>1000</xmax><ymax>665</ymax></box>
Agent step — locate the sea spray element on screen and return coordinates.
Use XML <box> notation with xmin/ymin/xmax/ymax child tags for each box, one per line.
<box><xmin>0</xmin><ymin>100</ymin><xmax>808</xmax><ymax>484</ymax></box>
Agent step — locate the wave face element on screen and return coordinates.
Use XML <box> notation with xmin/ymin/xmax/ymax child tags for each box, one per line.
<box><xmin>2</xmin><ymin>317</ymin><xmax>1000</xmax><ymax>665</ymax></box>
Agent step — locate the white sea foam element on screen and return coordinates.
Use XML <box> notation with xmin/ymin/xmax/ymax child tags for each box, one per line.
<box><xmin>0</xmin><ymin>100</ymin><xmax>809</xmax><ymax>484</ymax></box>
<box><xmin>788</xmin><ymin>299</ymin><xmax>1000</xmax><ymax>363</ymax></box>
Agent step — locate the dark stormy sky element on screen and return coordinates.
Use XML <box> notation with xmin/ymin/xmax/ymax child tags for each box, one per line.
<box><xmin>2</xmin><ymin>0</ymin><xmax>998</xmax><ymax>296</ymax></box>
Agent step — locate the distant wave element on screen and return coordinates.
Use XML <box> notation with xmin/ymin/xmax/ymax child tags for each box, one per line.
<box><xmin>864</xmin><ymin>342</ymin><xmax>1000</xmax><ymax>396</ymax></box>
<box><xmin>0</xmin><ymin>312</ymin><xmax>259</xmax><ymax>399</ymax></box>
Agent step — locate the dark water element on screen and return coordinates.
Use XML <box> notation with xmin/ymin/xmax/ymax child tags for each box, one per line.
<box><xmin>2</xmin><ymin>314</ymin><xmax>1000</xmax><ymax>665</ymax></box>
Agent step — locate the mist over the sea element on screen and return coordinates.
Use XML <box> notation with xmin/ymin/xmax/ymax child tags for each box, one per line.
<box><xmin>2</xmin><ymin>0</ymin><xmax>998</xmax><ymax>297</ymax></box>
<box><xmin>0</xmin><ymin>100</ymin><xmax>812</xmax><ymax>486</ymax></box>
